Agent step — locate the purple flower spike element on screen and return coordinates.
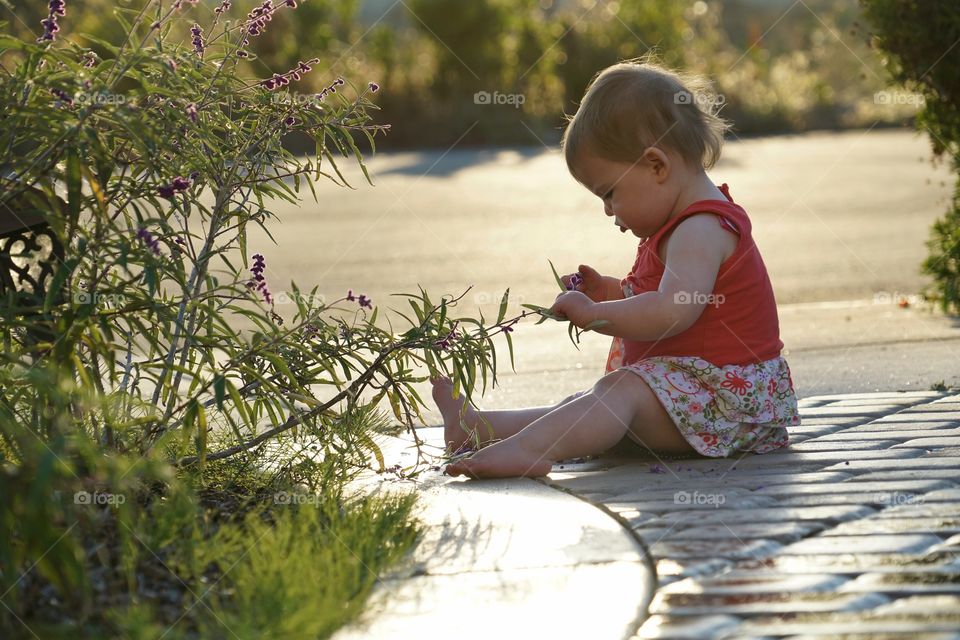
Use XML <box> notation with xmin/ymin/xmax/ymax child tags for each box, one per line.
<box><xmin>37</xmin><ymin>0</ymin><xmax>66</xmax><ymax>42</ymax></box>
<box><xmin>136</xmin><ymin>227</ymin><xmax>162</xmax><ymax>256</ymax></box>
<box><xmin>358</xmin><ymin>294</ymin><xmax>372</xmax><ymax>309</ymax></box>
<box><xmin>346</xmin><ymin>290</ymin><xmax>355</xmax><ymax>302</ymax></box>
<box><xmin>249</xmin><ymin>254</ymin><xmax>272</xmax><ymax>305</ymax></box>
<box><xmin>191</xmin><ymin>24</ymin><xmax>205</xmax><ymax>57</ymax></box>
<box><xmin>158</xmin><ymin>175</ymin><xmax>192</xmax><ymax>199</ymax></box>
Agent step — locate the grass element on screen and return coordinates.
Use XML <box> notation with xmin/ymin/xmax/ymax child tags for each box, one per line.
<box><xmin>2</xmin><ymin>450</ymin><xmax>420</xmax><ymax>639</ymax></box>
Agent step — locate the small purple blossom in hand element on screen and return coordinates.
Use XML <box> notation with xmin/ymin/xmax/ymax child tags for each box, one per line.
<box><xmin>566</xmin><ymin>273</ymin><xmax>583</xmax><ymax>291</ymax></box>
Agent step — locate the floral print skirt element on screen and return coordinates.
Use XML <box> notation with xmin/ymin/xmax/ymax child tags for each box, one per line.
<box><xmin>605</xmin><ymin>337</ymin><xmax>800</xmax><ymax>458</ymax></box>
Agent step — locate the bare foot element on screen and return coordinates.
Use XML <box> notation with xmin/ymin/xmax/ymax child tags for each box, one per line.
<box><xmin>431</xmin><ymin>376</ymin><xmax>481</xmax><ymax>454</ymax></box>
<box><xmin>444</xmin><ymin>439</ymin><xmax>552</xmax><ymax>479</ymax></box>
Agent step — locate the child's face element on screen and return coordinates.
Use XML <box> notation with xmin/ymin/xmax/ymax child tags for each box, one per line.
<box><xmin>573</xmin><ymin>149</ymin><xmax>676</xmax><ymax>239</ymax></box>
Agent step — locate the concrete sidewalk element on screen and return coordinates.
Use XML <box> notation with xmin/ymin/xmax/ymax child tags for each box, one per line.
<box><xmin>335</xmin><ymin>390</ymin><xmax>960</xmax><ymax>640</ymax></box>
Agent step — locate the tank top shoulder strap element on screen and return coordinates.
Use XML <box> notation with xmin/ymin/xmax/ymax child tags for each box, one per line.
<box><xmin>651</xmin><ymin>184</ymin><xmax>746</xmax><ymax>241</ymax></box>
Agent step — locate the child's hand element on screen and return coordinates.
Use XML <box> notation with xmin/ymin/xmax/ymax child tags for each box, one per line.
<box><xmin>562</xmin><ymin>264</ymin><xmax>621</xmax><ymax>302</ymax></box>
<box><xmin>550</xmin><ymin>290</ymin><xmax>596</xmax><ymax>327</ymax></box>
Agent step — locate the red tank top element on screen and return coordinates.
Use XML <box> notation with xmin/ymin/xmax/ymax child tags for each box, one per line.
<box><xmin>620</xmin><ymin>184</ymin><xmax>783</xmax><ymax>367</ymax></box>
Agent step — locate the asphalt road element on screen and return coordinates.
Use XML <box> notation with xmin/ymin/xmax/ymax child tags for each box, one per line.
<box><xmin>250</xmin><ymin>128</ymin><xmax>960</xmax><ymax>400</ymax></box>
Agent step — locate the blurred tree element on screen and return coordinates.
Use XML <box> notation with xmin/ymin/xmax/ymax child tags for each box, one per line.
<box><xmin>555</xmin><ymin>0</ymin><xmax>687</xmax><ymax>115</ymax></box>
<box><xmin>861</xmin><ymin>0</ymin><xmax>960</xmax><ymax>313</ymax></box>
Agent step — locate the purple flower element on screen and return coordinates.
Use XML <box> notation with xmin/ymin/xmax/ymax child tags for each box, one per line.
<box><xmin>185</xmin><ymin>102</ymin><xmax>197</xmax><ymax>122</ymax></box>
<box><xmin>136</xmin><ymin>227</ymin><xmax>162</xmax><ymax>256</ymax></box>
<box><xmin>346</xmin><ymin>290</ymin><xmax>355</xmax><ymax>302</ymax></box>
<box><xmin>284</xmin><ymin>116</ymin><xmax>296</xmax><ymax>127</ymax></box>
<box><xmin>260</xmin><ymin>59</ymin><xmax>320</xmax><ymax>91</ymax></box>
<box><xmin>50</xmin><ymin>88</ymin><xmax>73</xmax><ymax>106</ymax></box>
<box><xmin>246</xmin><ymin>0</ymin><xmax>275</xmax><ymax>37</ymax></box>
<box><xmin>566</xmin><ymin>273</ymin><xmax>584</xmax><ymax>291</ymax></box>
<box><xmin>368</xmin><ymin>82</ymin><xmax>380</xmax><ymax>93</ymax></box>
<box><xmin>314</xmin><ymin>77</ymin><xmax>345</xmax><ymax>102</ymax></box>
<box><xmin>358</xmin><ymin>294</ymin><xmax>372</xmax><ymax>309</ymax></box>
<box><xmin>215</xmin><ymin>0</ymin><xmax>231</xmax><ymax>15</ymax></box>
<box><xmin>191</xmin><ymin>24</ymin><xmax>204</xmax><ymax>57</ymax></box>
<box><xmin>37</xmin><ymin>0</ymin><xmax>66</xmax><ymax>42</ymax></box>
<box><xmin>82</xmin><ymin>51</ymin><xmax>97</xmax><ymax>68</ymax></box>
<box><xmin>157</xmin><ymin>175</ymin><xmax>192</xmax><ymax>199</ymax></box>
<box><xmin>249</xmin><ymin>253</ymin><xmax>272</xmax><ymax>305</ymax></box>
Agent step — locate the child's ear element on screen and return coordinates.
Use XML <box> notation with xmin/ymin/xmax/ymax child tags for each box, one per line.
<box><xmin>642</xmin><ymin>147</ymin><xmax>670</xmax><ymax>182</ymax></box>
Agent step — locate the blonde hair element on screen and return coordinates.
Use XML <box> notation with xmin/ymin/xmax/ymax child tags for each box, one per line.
<box><xmin>562</xmin><ymin>58</ymin><xmax>730</xmax><ymax>174</ymax></box>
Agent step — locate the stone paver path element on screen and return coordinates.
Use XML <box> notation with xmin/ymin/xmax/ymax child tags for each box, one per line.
<box><xmin>543</xmin><ymin>391</ymin><xmax>960</xmax><ymax>638</ymax></box>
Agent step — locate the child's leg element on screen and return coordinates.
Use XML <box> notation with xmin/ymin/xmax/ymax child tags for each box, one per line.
<box><xmin>446</xmin><ymin>369</ymin><xmax>693</xmax><ymax>479</ymax></box>
<box><xmin>431</xmin><ymin>376</ymin><xmax>582</xmax><ymax>452</ymax></box>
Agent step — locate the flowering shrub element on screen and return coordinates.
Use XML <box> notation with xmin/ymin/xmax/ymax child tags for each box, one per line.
<box><xmin>0</xmin><ymin>1</ymin><xmax>520</xmax><ymax>631</ymax></box>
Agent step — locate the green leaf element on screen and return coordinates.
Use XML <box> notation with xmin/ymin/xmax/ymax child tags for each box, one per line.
<box><xmin>497</xmin><ymin>288</ymin><xmax>509</xmax><ymax>324</ymax></box>
<box><xmin>583</xmin><ymin>319</ymin><xmax>611</xmax><ymax>331</ymax></box>
<box><xmin>213</xmin><ymin>374</ymin><xmax>226</xmax><ymax>409</ymax></box>
<box><xmin>43</xmin><ymin>256</ymin><xmax>79</xmax><ymax>314</ymax></box>
<box><xmin>521</xmin><ymin>303</ymin><xmax>565</xmax><ymax>321</ymax></box>
<box><xmin>197</xmin><ymin>402</ymin><xmax>208</xmax><ymax>466</ymax></box>
<box><xmin>548</xmin><ymin>259</ymin><xmax>566</xmax><ymax>291</ymax></box>
<box><xmin>65</xmin><ymin>149</ymin><xmax>82</xmax><ymax>221</ymax></box>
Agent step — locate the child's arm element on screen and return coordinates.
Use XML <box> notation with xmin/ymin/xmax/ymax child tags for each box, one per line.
<box><xmin>552</xmin><ymin>214</ymin><xmax>735</xmax><ymax>340</ymax></box>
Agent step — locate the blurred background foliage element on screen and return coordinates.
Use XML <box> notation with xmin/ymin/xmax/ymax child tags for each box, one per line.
<box><xmin>860</xmin><ymin>0</ymin><xmax>960</xmax><ymax>315</ymax></box>
<box><xmin>2</xmin><ymin>0</ymin><xmax>922</xmax><ymax>149</ymax></box>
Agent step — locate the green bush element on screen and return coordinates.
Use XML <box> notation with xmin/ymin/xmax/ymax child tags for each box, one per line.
<box><xmin>861</xmin><ymin>0</ymin><xmax>960</xmax><ymax>313</ymax></box>
<box><xmin>0</xmin><ymin>1</ymin><xmax>518</xmax><ymax>634</ymax></box>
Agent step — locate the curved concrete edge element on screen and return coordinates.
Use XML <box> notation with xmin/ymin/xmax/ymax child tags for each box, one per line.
<box><xmin>333</xmin><ymin>471</ymin><xmax>656</xmax><ymax>640</ymax></box>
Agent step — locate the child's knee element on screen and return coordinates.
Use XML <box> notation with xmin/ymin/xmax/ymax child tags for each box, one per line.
<box><xmin>591</xmin><ymin>369</ymin><xmax>647</xmax><ymax>405</ymax></box>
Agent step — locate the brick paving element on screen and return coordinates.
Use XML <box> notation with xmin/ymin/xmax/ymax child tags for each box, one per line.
<box><xmin>542</xmin><ymin>391</ymin><xmax>960</xmax><ymax>639</ymax></box>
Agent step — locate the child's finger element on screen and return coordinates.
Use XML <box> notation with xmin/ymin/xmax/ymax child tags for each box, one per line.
<box><xmin>578</xmin><ymin>264</ymin><xmax>600</xmax><ymax>280</ymax></box>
